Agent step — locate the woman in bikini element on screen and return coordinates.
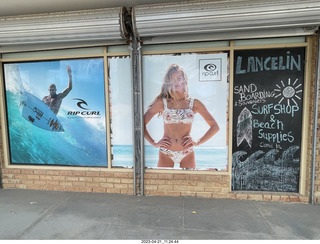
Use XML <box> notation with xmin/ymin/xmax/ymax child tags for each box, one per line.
<box><xmin>144</xmin><ymin>64</ymin><xmax>220</xmax><ymax>168</ymax></box>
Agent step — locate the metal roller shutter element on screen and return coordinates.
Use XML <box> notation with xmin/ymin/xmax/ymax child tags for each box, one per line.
<box><xmin>0</xmin><ymin>7</ymin><xmax>129</xmax><ymax>51</ymax></box>
<box><xmin>132</xmin><ymin>0</ymin><xmax>320</xmax><ymax>43</ymax></box>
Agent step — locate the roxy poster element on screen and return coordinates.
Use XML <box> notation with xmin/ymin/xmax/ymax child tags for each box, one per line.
<box><xmin>232</xmin><ymin>48</ymin><xmax>305</xmax><ymax>192</ymax></box>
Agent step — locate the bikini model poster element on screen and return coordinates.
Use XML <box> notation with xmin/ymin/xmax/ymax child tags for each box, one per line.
<box><xmin>3</xmin><ymin>58</ymin><xmax>108</xmax><ymax>167</ymax></box>
<box><xmin>143</xmin><ymin>53</ymin><xmax>229</xmax><ymax>171</ymax></box>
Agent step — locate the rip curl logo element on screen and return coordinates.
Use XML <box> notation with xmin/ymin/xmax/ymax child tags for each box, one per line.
<box><xmin>204</xmin><ymin>63</ymin><xmax>217</xmax><ymax>72</ymax></box>
<box><xmin>199</xmin><ymin>59</ymin><xmax>222</xmax><ymax>81</ymax></box>
<box><xmin>73</xmin><ymin>98</ymin><xmax>90</xmax><ymax>110</ymax></box>
<box><xmin>67</xmin><ymin>98</ymin><xmax>101</xmax><ymax>117</ymax></box>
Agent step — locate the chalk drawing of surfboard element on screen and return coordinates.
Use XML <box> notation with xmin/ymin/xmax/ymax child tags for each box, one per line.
<box><xmin>20</xmin><ymin>92</ymin><xmax>64</xmax><ymax>132</ymax></box>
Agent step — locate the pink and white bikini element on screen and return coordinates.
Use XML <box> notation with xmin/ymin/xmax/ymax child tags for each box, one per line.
<box><xmin>159</xmin><ymin>98</ymin><xmax>195</xmax><ymax>164</ymax></box>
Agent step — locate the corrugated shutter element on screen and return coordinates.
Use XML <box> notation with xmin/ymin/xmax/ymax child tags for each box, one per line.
<box><xmin>132</xmin><ymin>0</ymin><xmax>320</xmax><ymax>43</ymax></box>
<box><xmin>0</xmin><ymin>7</ymin><xmax>129</xmax><ymax>51</ymax></box>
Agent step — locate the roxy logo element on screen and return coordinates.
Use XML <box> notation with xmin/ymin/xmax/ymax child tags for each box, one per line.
<box><xmin>67</xmin><ymin>98</ymin><xmax>101</xmax><ymax>116</ymax></box>
<box><xmin>199</xmin><ymin>58</ymin><xmax>222</xmax><ymax>81</ymax></box>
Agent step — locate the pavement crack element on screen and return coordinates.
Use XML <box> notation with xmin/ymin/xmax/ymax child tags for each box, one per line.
<box><xmin>252</xmin><ymin>201</ymin><xmax>277</xmax><ymax>237</ymax></box>
<box><xmin>16</xmin><ymin>192</ymin><xmax>74</xmax><ymax>239</ymax></box>
<box><xmin>182</xmin><ymin>198</ymin><xmax>185</xmax><ymax>231</ymax></box>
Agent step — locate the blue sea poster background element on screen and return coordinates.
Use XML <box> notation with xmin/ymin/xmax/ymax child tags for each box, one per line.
<box><xmin>4</xmin><ymin>58</ymin><xmax>108</xmax><ymax>166</ymax></box>
<box><xmin>108</xmin><ymin>57</ymin><xmax>133</xmax><ymax>168</ymax></box>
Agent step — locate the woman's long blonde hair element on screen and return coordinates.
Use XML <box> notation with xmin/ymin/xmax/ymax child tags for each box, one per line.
<box><xmin>155</xmin><ymin>64</ymin><xmax>189</xmax><ymax>104</ymax></box>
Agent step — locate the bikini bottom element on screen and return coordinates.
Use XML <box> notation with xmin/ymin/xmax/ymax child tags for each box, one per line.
<box><xmin>159</xmin><ymin>147</ymin><xmax>194</xmax><ymax>164</ymax></box>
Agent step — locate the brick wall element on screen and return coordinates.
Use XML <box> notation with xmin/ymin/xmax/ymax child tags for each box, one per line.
<box><xmin>0</xmin><ymin>166</ymin><xmax>309</xmax><ymax>202</ymax></box>
<box><xmin>144</xmin><ymin>172</ymin><xmax>229</xmax><ymax>198</ymax></box>
<box><xmin>1</xmin><ymin>168</ymin><xmax>134</xmax><ymax>194</ymax></box>
<box><xmin>142</xmin><ymin>171</ymin><xmax>309</xmax><ymax>203</ymax></box>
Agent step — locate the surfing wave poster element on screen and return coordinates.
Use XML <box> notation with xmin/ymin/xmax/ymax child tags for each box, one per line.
<box><xmin>3</xmin><ymin>58</ymin><xmax>108</xmax><ymax>167</ymax></box>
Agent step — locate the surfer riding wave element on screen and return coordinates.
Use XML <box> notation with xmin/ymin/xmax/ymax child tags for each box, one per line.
<box><xmin>42</xmin><ymin>65</ymin><xmax>72</xmax><ymax>115</ymax></box>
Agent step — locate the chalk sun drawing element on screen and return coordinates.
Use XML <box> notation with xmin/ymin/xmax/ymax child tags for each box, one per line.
<box><xmin>274</xmin><ymin>78</ymin><xmax>302</xmax><ymax>106</ymax></box>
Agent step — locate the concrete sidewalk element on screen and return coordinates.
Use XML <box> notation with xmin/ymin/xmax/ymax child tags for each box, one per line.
<box><xmin>0</xmin><ymin>189</ymin><xmax>319</xmax><ymax>240</ymax></box>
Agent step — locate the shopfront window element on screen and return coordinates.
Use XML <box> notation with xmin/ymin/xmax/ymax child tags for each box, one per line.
<box><xmin>143</xmin><ymin>52</ymin><xmax>229</xmax><ymax>171</ymax></box>
<box><xmin>3</xmin><ymin>58</ymin><xmax>108</xmax><ymax>167</ymax></box>
<box><xmin>232</xmin><ymin>47</ymin><xmax>305</xmax><ymax>192</ymax></box>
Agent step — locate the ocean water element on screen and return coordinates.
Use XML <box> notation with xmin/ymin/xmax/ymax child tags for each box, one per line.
<box><xmin>112</xmin><ymin>144</ymin><xmax>228</xmax><ymax>171</ymax></box>
<box><xmin>6</xmin><ymin>91</ymin><xmax>108</xmax><ymax>167</ymax></box>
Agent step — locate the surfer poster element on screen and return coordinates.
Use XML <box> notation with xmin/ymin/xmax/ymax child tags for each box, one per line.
<box><xmin>143</xmin><ymin>53</ymin><xmax>229</xmax><ymax>171</ymax></box>
<box><xmin>3</xmin><ymin>58</ymin><xmax>108</xmax><ymax>167</ymax></box>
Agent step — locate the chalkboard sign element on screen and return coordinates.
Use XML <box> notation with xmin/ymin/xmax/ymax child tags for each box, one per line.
<box><xmin>232</xmin><ymin>48</ymin><xmax>305</xmax><ymax>192</ymax></box>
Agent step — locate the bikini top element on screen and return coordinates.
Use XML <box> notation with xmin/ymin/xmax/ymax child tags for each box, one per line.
<box><xmin>162</xmin><ymin>98</ymin><xmax>195</xmax><ymax>124</ymax></box>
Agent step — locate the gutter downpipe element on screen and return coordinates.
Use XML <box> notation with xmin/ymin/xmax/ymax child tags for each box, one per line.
<box><xmin>130</xmin><ymin>36</ymin><xmax>144</xmax><ymax>196</ymax></box>
<box><xmin>130</xmin><ymin>39</ymin><xmax>137</xmax><ymax>195</ymax></box>
<box><xmin>310</xmin><ymin>36</ymin><xmax>320</xmax><ymax>204</ymax></box>
<box><xmin>138</xmin><ymin>40</ymin><xmax>144</xmax><ymax>196</ymax></box>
